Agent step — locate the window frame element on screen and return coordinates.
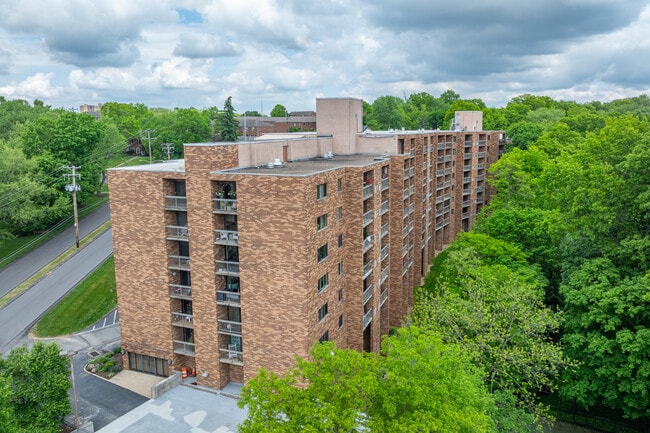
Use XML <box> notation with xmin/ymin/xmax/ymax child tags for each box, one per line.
<box><xmin>318</xmin><ymin>273</ymin><xmax>329</xmax><ymax>292</ymax></box>
<box><xmin>316</xmin><ymin>213</ymin><xmax>328</xmax><ymax>231</ymax></box>
<box><xmin>318</xmin><ymin>302</ymin><xmax>328</xmax><ymax>321</ymax></box>
<box><xmin>317</xmin><ymin>243</ymin><xmax>329</xmax><ymax>262</ymax></box>
<box><xmin>317</xmin><ymin>183</ymin><xmax>327</xmax><ymax>200</ymax></box>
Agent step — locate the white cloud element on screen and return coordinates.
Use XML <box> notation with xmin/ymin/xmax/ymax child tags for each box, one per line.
<box><xmin>0</xmin><ymin>72</ymin><xmax>63</xmax><ymax>100</ymax></box>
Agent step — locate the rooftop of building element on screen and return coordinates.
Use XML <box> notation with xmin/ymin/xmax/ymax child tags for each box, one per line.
<box><xmin>219</xmin><ymin>153</ymin><xmax>389</xmax><ymax>177</ymax></box>
<box><xmin>109</xmin><ymin>159</ymin><xmax>185</xmax><ymax>173</ymax></box>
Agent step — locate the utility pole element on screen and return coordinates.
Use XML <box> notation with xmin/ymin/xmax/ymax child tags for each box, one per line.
<box><xmin>63</xmin><ymin>166</ymin><xmax>81</xmax><ymax>248</ymax></box>
<box><xmin>141</xmin><ymin>129</ymin><xmax>156</xmax><ymax>163</ymax></box>
<box><xmin>162</xmin><ymin>142</ymin><xmax>174</xmax><ymax>160</ymax></box>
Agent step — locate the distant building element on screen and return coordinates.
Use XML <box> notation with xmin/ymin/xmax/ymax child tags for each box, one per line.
<box><xmin>108</xmin><ymin>97</ymin><xmax>506</xmax><ymax>390</ymax></box>
<box><xmin>238</xmin><ymin>111</ymin><xmax>316</xmax><ymax>138</ymax></box>
<box><xmin>79</xmin><ymin>103</ymin><xmax>102</xmax><ymax>119</ymax></box>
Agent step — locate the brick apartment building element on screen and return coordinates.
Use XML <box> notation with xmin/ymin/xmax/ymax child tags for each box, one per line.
<box><xmin>238</xmin><ymin>111</ymin><xmax>316</xmax><ymax>138</ymax></box>
<box><xmin>108</xmin><ymin>97</ymin><xmax>506</xmax><ymax>390</ymax></box>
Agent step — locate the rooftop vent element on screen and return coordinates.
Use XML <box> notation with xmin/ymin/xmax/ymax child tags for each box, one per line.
<box><xmin>273</xmin><ymin>158</ymin><xmax>283</xmax><ymax>166</ymax></box>
<box><xmin>267</xmin><ymin>161</ymin><xmax>275</xmax><ymax>168</ymax></box>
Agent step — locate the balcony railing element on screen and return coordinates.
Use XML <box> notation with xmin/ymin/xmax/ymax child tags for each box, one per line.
<box><xmin>403</xmin><ymin>188</ymin><xmax>409</xmax><ymax>199</ymax></box>
<box><xmin>363</xmin><ymin>184</ymin><xmax>373</xmax><ymax>199</ymax></box>
<box><xmin>402</xmin><ymin>243</ymin><xmax>408</xmax><ymax>257</ymax></box>
<box><xmin>462</xmin><ymin>200</ymin><xmax>471</xmax><ymax>206</ymax></box>
<box><xmin>381</xmin><ymin>223</ymin><xmax>389</xmax><ymax>238</ymax></box>
<box><xmin>381</xmin><ymin>178</ymin><xmax>389</xmax><ymax>191</ymax></box>
<box><xmin>477</xmin><ymin>163</ymin><xmax>485</xmax><ymax>170</ymax></box>
<box><xmin>477</xmin><ymin>152</ymin><xmax>486</xmax><ymax>158</ymax></box>
<box><xmin>380</xmin><ymin>267</ymin><xmax>388</xmax><ymax>285</ymax></box>
<box><xmin>380</xmin><ymin>245</ymin><xmax>388</xmax><ymax>261</ymax></box>
<box><xmin>380</xmin><ymin>200</ymin><xmax>389</xmax><ymax>215</ymax></box>
<box><xmin>218</xmin><ymin>319</ymin><xmax>242</xmax><ymax>336</ymax></box>
<box><xmin>170</xmin><ymin>284</ymin><xmax>192</xmax><ymax>299</ymax></box>
<box><xmin>363</xmin><ymin>309</ymin><xmax>372</xmax><ymax>329</ymax></box>
<box><xmin>409</xmin><ymin>167</ymin><xmax>415</xmax><ymax>177</ymax></box>
<box><xmin>403</xmin><ymin>168</ymin><xmax>409</xmax><ymax>179</ymax></box>
<box><xmin>173</xmin><ymin>340</ymin><xmax>196</xmax><ymax>356</ymax></box>
<box><xmin>464</xmin><ymin>153</ymin><xmax>472</xmax><ymax>160</ymax></box>
<box><xmin>409</xmin><ymin>185</ymin><xmax>414</xmax><ymax>196</ymax></box>
<box><xmin>213</xmin><ymin>198</ymin><xmax>237</xmax><ymax>214</ymax></box>
<box><xmin>216</xmin><ymin>290</ymin><xmax>241</xmax><ymax>306</ymax></box>
<box><xmin>464</xmin><ymin>140</ymin><xmax>472</xmax><ymax>148</ymax></box>
<box><xmin>478</xmin><ymin>140</ymin><xmax>486</xmax><ymax>147</ymax></box>
<box><xmin>363</xmin><ymin>210</ymin><xmax>373</xmax><ymax>227</ymax></box>
<box><xmin>363</xmin><ymin>236</ymin><xmax>373</xmax><ymax>253</ymax></box>
<box><xmin>219</xmin><ymin>348</ymin><xmax>243</xmax><ymax>365</ymax></box>
<box><xmin>363</xmin><ymin>284</ymin><xmax>374</xmax><ymax>305</ymax></box>
<box><xmin>164</xmin><ymin>196</ymin><xmax>187</xmax><ymax>210</ymax></box>
<box><xmin>379</xmin><ymin>288</ymin><xmax>388</xmax><ymax>307</ymax></box>
<box><xmin>363</xmin><ymin>261</ymin><xmax>373</xmax><ymax>279</ymax></box>
<box><xmin>172</xmin><ymin>312</ymin><xmax>193</xmax><ymax>327</ymax></box>
<box><xmin>437</xmin><ymin>180</ymin><xmax>450</xmax><ymax>191</ymax></box>
<box><xmin>477</xmin><ymin>174</ymin><xmax>485</xmax><ymax>181</ymax></box>
<box><xmin>168</xmin><ymin>255</ymin><xmax>190</xmax><ymax>271</ymax></box>
<box><xmin>463</xmin><ymin>165</ymin><xmax>471</xmax><ymax>172</ymax></box>
<box><xmin>215</xmin><ymin>260</ymin><xmax>240</xmax><ymax>276</ymax></box>
<box><xmin>166</xmin><ymin>225</ymin><xmax>189</xmax><ymax>241</ymax></box>
<box><xmin>437</xmin><ymin>143</ymin><xmax>445</xmax><ymax>150</ymax></box>
<box><xmin>214</xmin><ymin>229</ymin><xmax>238</xmax><ymax>245</ymax></box>
<box><xmin>462</xmin><ymin>212</ymin><xmax>471</xmax><ymax>218</ymax></box>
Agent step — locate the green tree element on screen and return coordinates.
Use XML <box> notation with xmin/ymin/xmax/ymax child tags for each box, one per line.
<box><xmin>506</xmin><ymin>121</ymin><xmax>544</xmax><ymax>150</ymax></box>
<box><xmin>369</xmin><ymin>95</ymin><xmax>405</xmax><ymax>129</ymax></box>
<box><xmin>239</xmin><ymin>328</ymin><xmax>496</xmax><ymax>432</ymax></box>
<box><xmin>270</xmin><ymin>104</ymin><xmax>288</xmax><ymax>117</ymax></box>
<box><xmin>0</xmin><ymin>342</ymin><xmax>71</xmax><ymax>433</ymax></box>
<box><xmin>221</xmin><ymin>96</ymin><xmax>239</xmax><ymax>142</ymax></box>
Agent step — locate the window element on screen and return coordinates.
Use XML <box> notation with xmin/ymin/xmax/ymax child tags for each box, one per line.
<box><xmin>338</xmin><ymin>261</ymin><xmax>343</xmax><ymax>275</ymax></box>
<box><xmin>338</xmin><ymin>314</ymin><xmax>344</xmax><ymax>328</ymax></box>
<box><xmin>338</xmin><ymin>288</ymin><xmax>343</xmax><ymax>302</ymax></box>
<box><xmin>338</xmin><ymin>234</ymin><xmax>343</xmax><ymax>248</ymax></box>
<box><xmin>318</xmin><ymin>303</ymin><xmax>328</xmax><ymax>321</ymax></box>
<box><xmin>317</xmin><ymin>244</ymin><xmax>328</xmax><ymax>262</ymax></box>
<box><xmin>337</xmin><ymin>178</ymin><xmax>342</xmax><ymax>192</ymax></box>
<box><xmin>337</xmin><ymin>207</ymin><xmax>343</xmax><ymax>221</ymax></box>
<box><xmin>318</xmin><ymin>273</ymin><xmax>329</xmax><ymax>292</ymax></box>
<box><xmin>317</xmin><ymin>183</ymin><xmax>327</xmax><ymax>199</ymax></box>
<box><xmin>319</xmin><ymin>331</ymin><xmax>329</xmax><ymax>342</ymax></box>
<box><xmin>316</xmin><ymin>214</ymin><xmax>328</xmax><ymax>231</ymax></box>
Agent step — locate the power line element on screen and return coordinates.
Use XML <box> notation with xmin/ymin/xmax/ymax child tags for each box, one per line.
<box><xmin>63</xmin><ymin>166</ymin><xmax>81</xmax><ymax>248</ymax></box>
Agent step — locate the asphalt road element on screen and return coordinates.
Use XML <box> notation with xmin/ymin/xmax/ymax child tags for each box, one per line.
<box><xmin>0</xmin><ymin>203</ymin><xmax>111</xmax><ymax>298</ymax></box>
<box><xmin>0</xmin><ymin>228</ymin><xmax>114</xmax><ymax>355</ymax></box>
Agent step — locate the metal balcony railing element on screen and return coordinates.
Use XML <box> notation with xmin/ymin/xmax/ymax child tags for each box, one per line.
<box><xmin>170</xmin><ymin>284</ymin><xmax>192</xmax><ymax>299</ymax></box>
<box><xmin>381</xmin><ymin>223</ymin><xmax>389</xmax><ymax>238</ymax></box>
<box><xmin>464</xmin><ymin>140</ymin><xmax>472</xmax><ymax>148</ymax></box>
<box><xmin>363</xmin><ymin>236</ymin><xmax>373</xmax><ymax>253</ymax></box>
<box><xmin>363</xmin><ymin>261</ymin><xmax>373</xmax><ymax>279</ymax></box>
<box><xmin>213</xmin><ymin>198</ymin><xmax>237</xmax><ymax>214</ymax></box>
<box><xmin>168</xmin><ymin>255</ymin><xmax>190</xmax><ymax>271</ymax></box>
<box><xmin>363</xmin><ymin>210</ymin><xmax>373</xmax><ymax>227</ymax></box>
<box><xmin>380</xmin><ymin>200</ymin><xmax>389</xmax><ymax>215</ymax></box>
<box><xmin>380</xmin><ymin>245</ymin><xmax>388</xmax><ymax>261</ymax></box>
<box><xmin>363</xmin><ymin>285</ymin><xmax>374</xmax><ymax>305</ymax></box>
<box><xmin>166</xmin><ymin>225</ymin><xmax>189</xmax><ymax>241</ymax></box>
<box><xmin>363</xmin><ymin>184</ymin><xmax>373</xmax><ymax>199</ymax></box>
<box><xmin>164</xmin><ymin>196</ymin><xmax>187</xmax><ymax>210</ymax></box>
<box><xmin>381</xmin><ymin>178</ymin><xmax>389</xmax><ymax>191</ymax></box>
<box><xmin>172</xmin><ymin>312</ymin><xmax>193</xmax><ymax>327</ymax></box>
<box><xmin>403</xmin><ymin>168</ymin><xmax>409</xmax><ymax>179</ymax></box>
<box><xmin>215</xmin><ymin>260</ymin><xmax>240</xmax><ymax>276</ymax></box>
<box><xmin>216</xmin><ymin>290</ymin><xmax>241</xmax><ymax>306</ymax></box>
<box><xmin>363</xmin><ymin>309</ymin><xmax>372</xmax><ymax>329</ymax></box>
<box><xmin>219</xmin><ymin>348</ymin><xmax>243</xmax><ymax>365</ymax></box>
<box><xmin>379</xmin><ymin>288</ymin><xmax>388</xmax><ymax>307</ymax></box>
<box><xmin>218</xmin><ymin>319</ymin><xmax>242</xmax><ymax>336</ymax></box>
<box><xmin>380</xmin><ymin>267</ymin><xmax>388</xmax><ymax>285</ymax></box>
<box><xmin>214</xmin><ymin>229</ymin><xmax>238</xmax><ymax>245</ymax></box>
<box><xmin>173</xmin><ymin>340</ymin><xmax>196</xmax><ymax>356</ymax></box>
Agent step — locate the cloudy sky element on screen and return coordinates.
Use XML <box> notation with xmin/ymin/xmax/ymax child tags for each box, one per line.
<box><xmin>0</xmin><ymin>0</ymin><xmax>649</xmax><ymax>113</ymax></box>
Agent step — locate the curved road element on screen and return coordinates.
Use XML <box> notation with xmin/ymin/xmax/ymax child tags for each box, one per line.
<box><xmin>0</xmin><ymin>228</ymin><xmax>114</xmax><ymax>354</ymax></box>
<box><xmin>0</xmin><ymin>203</ymin><xmax>111</xmax><ymax>298</ymax></box>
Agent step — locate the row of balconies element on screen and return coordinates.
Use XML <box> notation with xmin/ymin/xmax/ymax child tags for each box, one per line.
<box><xmin>173</xmin><ymin>340</ymin><xmax>243</xmax><ymax>365</ymax></box>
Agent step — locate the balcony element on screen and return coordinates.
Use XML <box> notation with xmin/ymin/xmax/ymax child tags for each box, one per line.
<box><xmin>379</xmin><ymin>288</ymin><xmax>388</xmax><ymax>307</ymax></box>
<box><xmin>168</xmin><ymin>255</ymin><xmax>190</xmax><ymax>271</ymax></box>
<box><xmin>475</xmin><ymin>198</ymin><xmax>484</xmax><ymax>204</ymax></box>
<box><xmin>363</xmin><ymin>184</ymin><xmax>373</xmax><ymax>200</ymax></box>
<box><xmin>214</xmin><ymin>229</ymin><xmax>238</xmax><ymax>245</ymax></box>
<box><xmin>402</xmin><ymin>244</ymin><xmax>408</xmax><ymax>257</ymax></box>
<box><xmin>477</xmin><ymin>174</ymin><xmax>485</xmax><ymax>181</ymax></box>
<box><xmin>462</xmin><ymin>212</ymin><xmax>471</xmax><ymax>219</ymax></box>
<box><xmin>463</xmin><ymin>165</ymin><xmax>471</xmax><ymax>172</ymax></box>
<box><xmin>409</xmin><ymin>167</ymin><xmax>415</xmax><ymax>177</ymax></box>
<box><xmin>219</xmin><ymin>348</ymin><xmax>243</xmax><ymax>365</ymax></box>
<box><xmin>403</xmin><ymin>168</ymin><xmax>409</xmax><ymax>179</ymax></box>
<box><xmin>172</xmin><ymin>312</ymin><xmax>193</xmax><ymax>328</ymax></box>
<box><xmin>436</xmin><ymin>180</ymin><xmax>450</xmax><ymax>191</ymax></box>
<box><xmin>381</xmin><ymin>178</ymin><xmax>389</xmax><ymax>191</ymax></box>
<box><xmin>478</xmin><ymin>140</ymin><xmax>486</xmax><ymax>147</ymax></box>
<box><xmin>476</xmin><ymin>186</ymin><xmax>484</xmax><ymax>193</ymax></box>
<box><xmin>170</xmin><ymin>284</ymin><xmax>192</xmax><ymax>300</ymax></box>
<box><xmin>463</xmin><ymin>153</ymin><xmax>472</xmax><ymax>160</ymax></box>
<box><xmin>464</xmin><ymin>140</ymin><xmax>472</xmax><ymax>148</ymax></box>
<box><xmin>363</xmin><ymin>309</ymin><xmax>372</xmax><ymax>329</ymax></box>
<box><xmin>363</xmin><ymin>261</ymin><xmax>373</xmax><ymax>279</ymax></box>
<box><xmin>380</xmin><ymin>267</ymin><xmax>388</xmax><ymax>285</ymax></box>
<box><xmin>213</xmin><ymin>198</ymin><xmax>237</xmax><ymax>214</ymax></box>
<box><xmin>173</xmin><ymin>340</ymin><xmax>196</xmax><ymax>356</ymax></box>
<box><xmin>216</xmin><ymin>290</ymin><xmax>241</xmax><ymax>306</ymax></box>
<box><xmin>218</xmin><ymin>319</ymin><xmax>242</xmax><ymax>336</ymax></box>
<box><xmin>363</xmin><ymin>284</ymin><xmax>374</xmax><ymax>305</ymax></box>
<box><xmin>437</xmin><ymin>143</ymin><xmax>445</xmax><ymax>150</ymax></box>
<box><xmin>462</xmin><ymin>200</ymin><xmax>471</xmax><ymax>206</ymax></box>
<box><xmin>463</xmin><ymin>188</ymin><xmax>470</xmax><ymax>195</ymax></box>
<box><xmin>477</xmin><ymin>152</ymin><xmax>486</xmax><ymax>158</ymax></box>
<box><xmin>166</xmin><ymin>225</ymin><xmax>189</xmax><ymax>241</ymax></box>
<box><xmin>380</xmin><ymin>245</ymin><xmax>388</xmax><ymax>261</ymax></box>
<box><xmin>477</xmin><ymin>163</ymin><xmax>485</xmax><ymax>170</ymax></box>
<box><xmin>363</xmin><ymin>235</ymin><xmax>373</xmax><ymax>253</ymax></box>
<box><xmin>380</xmin><ymin>200</ymin><xmax>389</xmax><ymax>215</ymax></box>
<box><xmin>215</xmin><ymin>260</ymin><xmax>240</xmax><ymax>276</ymax></box>
<box><xmin>363</xmin><ymin>210</ymin><xmax>373</xmax><ymax>227</ymax></box>
<box><xmin>381</xmin><ymin>223</ymin><xmax>389</xmax><ymax>238</ymax></box>
<box><xmin>463</xmin><ymin>176</ymin><xmax>471</xmax><ymax>183</ymax></box>
<box><xmin>446</xmin><ymin>142</ymin><xmax>452</xmax><ymax>149</ymax></box>
<box><xmin>403</xmin><ymin>206</ymin><xmax>409</xmax><ymax>219</ymax></box>
<box><xmin>164</xmin><ymin>196</ymin><xmax>187</xmax><ymax>211</ymax></box>
<box><xmin>409</xmin><ymin>185</ymin><xmax>414</xmax><ymax>196</ymax></box>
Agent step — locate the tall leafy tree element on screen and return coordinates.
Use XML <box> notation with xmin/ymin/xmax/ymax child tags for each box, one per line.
<box><xmin>368</xmin><ymin>95</ymin><xmax>405</xmax><ymax>129</ymax></box>
<box><xmin>221</xmin><ymin>96</ymin><xmax>239</xmax><ymax>142</ymax></box>
<box><xmin>270</xmin><ymin>104</ymin><xmax>288</xmax><ymax>117</ymax></box>
<box><xmin>0</xmin><ymin>342</ymin><xmax>71</xmax><ymax>433</ymax></box>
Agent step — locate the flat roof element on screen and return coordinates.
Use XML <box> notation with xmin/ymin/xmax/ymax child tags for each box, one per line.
<box><xmin>219</xmin><ymin>154</ymin><xmax>389</xmax><ymax>177</ymax></box>
<box><xmin>108</xmin><ymin>160</ymin><xmax>185</xmax><ymax>173</ymax></box>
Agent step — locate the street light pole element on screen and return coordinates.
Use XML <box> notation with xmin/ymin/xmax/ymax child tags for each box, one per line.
<box><xmin>64</xmin><ymin>166</ymin><xmax>81</xmax><ymax>248</ymax></box>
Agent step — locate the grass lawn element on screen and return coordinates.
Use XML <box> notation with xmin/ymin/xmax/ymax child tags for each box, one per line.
<box><xmin>34</xmin><ymin>256</ymin><xmax>117</xmax><ymax>337</ymax></box>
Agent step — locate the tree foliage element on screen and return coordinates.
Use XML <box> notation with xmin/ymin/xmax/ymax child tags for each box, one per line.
<box><xmin>239</xmin><ymin>327</ymin><xmax>496</xmax><ymax>432</ymax></box>
<box><xmin>270</xmin><ymin>104</ymin><xmax>288</xmax><ymax>117</ymax></box>
<box><xmin>0</xmin><ymin>342</ymin><xmax>71</xmax><ymax>433</ymax></box>
<box><xmin>221</xmin><ymin>96</ymin><xmax>239</xmax><ymax>142</ymax></box>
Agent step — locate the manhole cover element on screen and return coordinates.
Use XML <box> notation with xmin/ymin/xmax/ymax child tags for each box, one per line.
<box><xmin>88</xmin><ymin>350</ymin><xmax>102</xmax><ymax>357</ymax></box>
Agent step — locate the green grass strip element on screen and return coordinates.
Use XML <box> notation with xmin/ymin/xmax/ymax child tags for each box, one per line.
<box><xmin>34</xmin><ymin>255</ymin><xmax>117</xmax><ymax>337</ymax></box>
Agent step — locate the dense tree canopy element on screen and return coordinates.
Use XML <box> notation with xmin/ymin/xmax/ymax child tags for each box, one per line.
<box><xmin>270</xmin><ymin>104</ymin><xmax>288</xmax><ymax>117</ymax></box>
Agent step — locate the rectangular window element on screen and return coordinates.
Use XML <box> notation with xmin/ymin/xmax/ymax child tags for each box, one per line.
<box><xmin>338</xmin><ymin>234</ymin><xmax>343</xmax><ymax>248</ymax></box>
<box><xmin>338</xmin><ymin>314</ymin><xmax>343</xmax><ymax>328</ymax></box>
<box><xmin>337</xmin><ymin>178</ymin><xmax>342</xmax><ymax>192</ymax></box>
<box><xmin>319</xmin><ymin>331</ymin><xmax>329</xmax><ymax>342</ymax></box>
<box><xmin>317</xmin><ymin>244</ymin><xmax>328</xmax><ymax>262</ymax></box>
<box><xmin>338</xmin><ymin>261</ymin><xmax>343</xmax><ymax>275</ymax></box>
<box><xmin>337</xmin><ymin>207</ymin><xmax>343</xmax><ymax>221</ymax></box>
<box><xmin>316</xmin><ymin>214</ymin><xmax>328</xmax><ymax>231</ymax></box>
<box><xmin>318</xmin><ymin>303</ymin><xmax>328</xmax><ymax>321</ymax></box>
<box><xmin>317</xmin><ymin>183</ymin><xmax>327</xmax><ymax>199</ymax></box>
<box><xmin>318</xmin><ymin>273</ymin><xmax>329</xmax><ymax>292</ymax></box>
<box><xmin>338</xmin><ymin>288</ymin><xmax>343</xmax><ymax>302</ymax></box>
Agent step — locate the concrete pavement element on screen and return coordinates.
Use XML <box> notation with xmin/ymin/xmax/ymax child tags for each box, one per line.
<box><xmin>0</xmin><ymin>202</ymin><xmax>111</xmax><ymax>298</ymax></box>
